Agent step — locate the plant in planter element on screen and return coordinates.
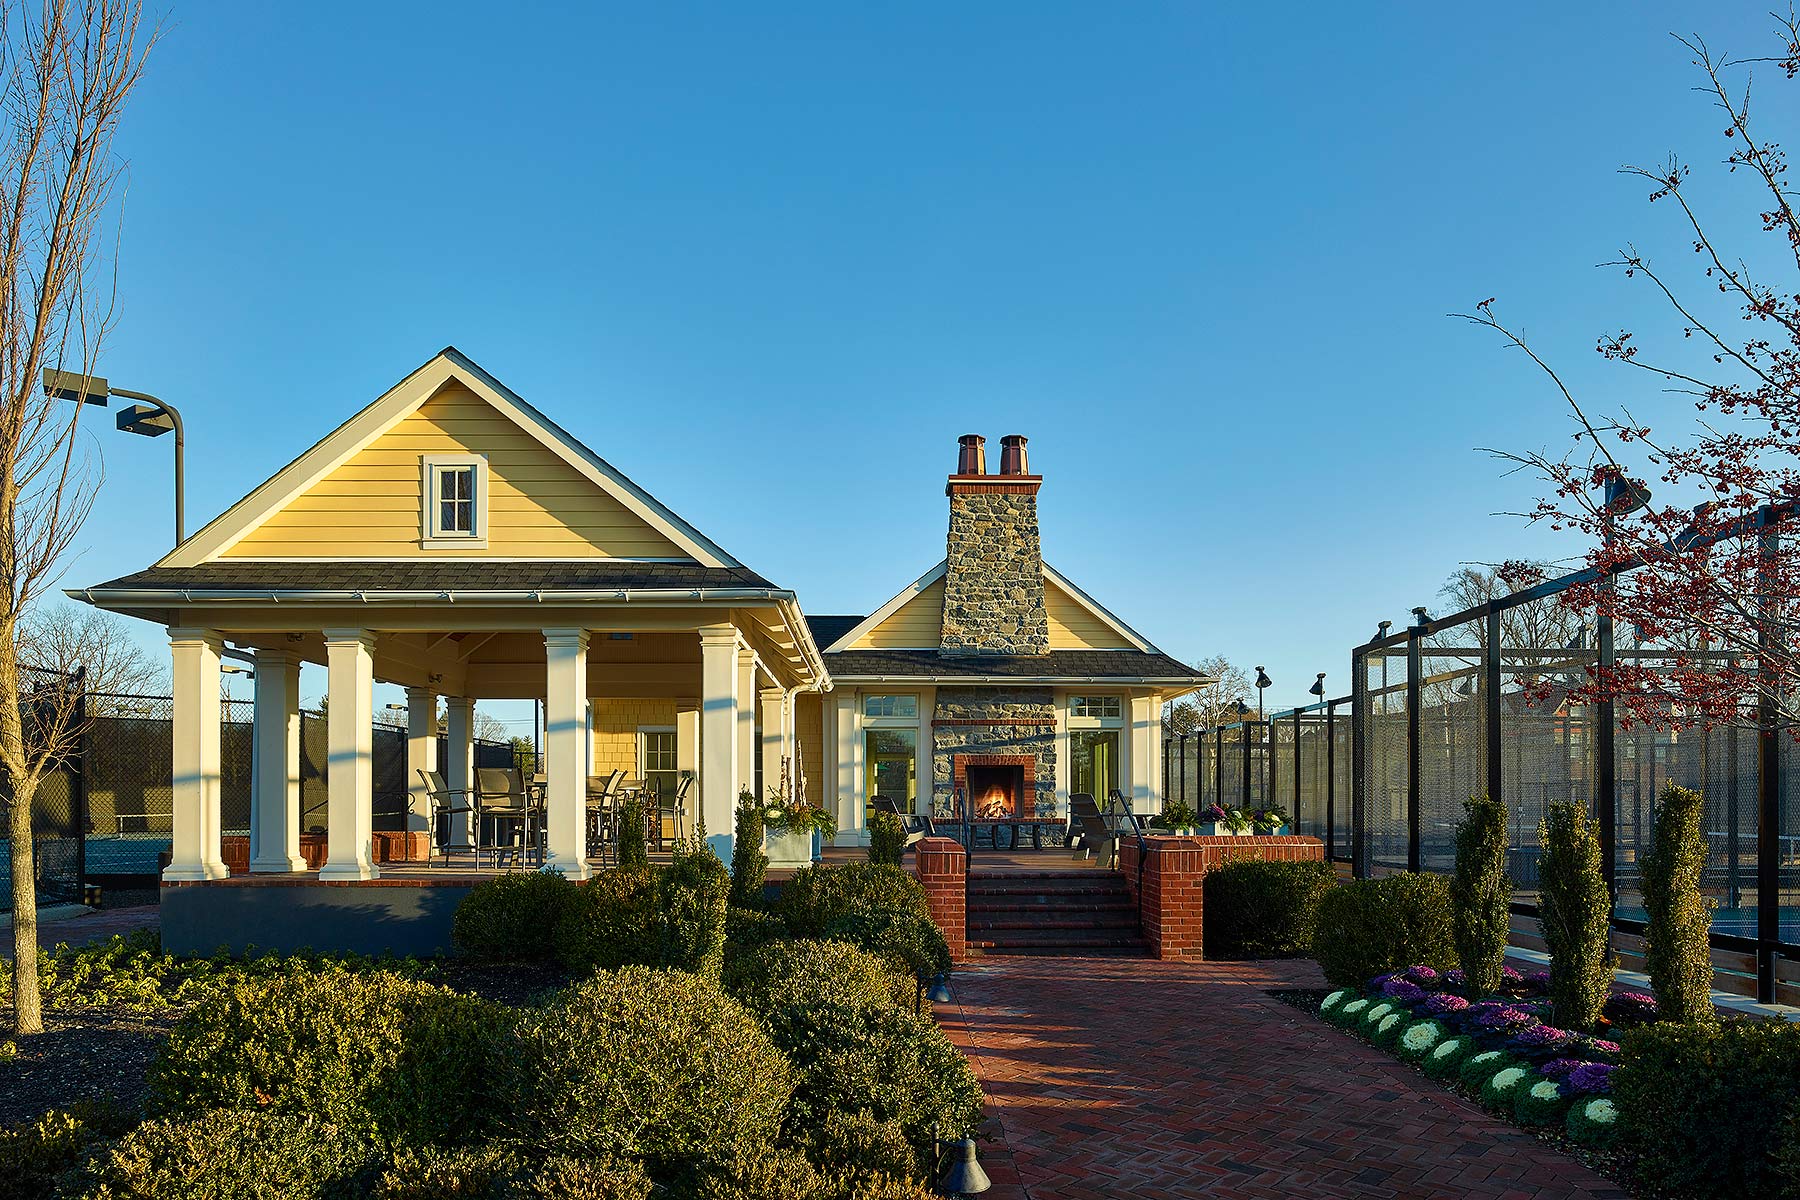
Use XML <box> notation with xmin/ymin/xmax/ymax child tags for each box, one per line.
<box><xmin>1151</xmin><ymin>799</ymin><xmax>1199</xmax><ymax>834</ymax></box>
<box><xmin>1252</xmin><ymin>806</ymin><xmax>1290</xmax><ymax>835</ymax></box>
<box><xmin>760</xmin><ymin>783</ymin><xmax>836</xmax><ymax>867</ymax></box>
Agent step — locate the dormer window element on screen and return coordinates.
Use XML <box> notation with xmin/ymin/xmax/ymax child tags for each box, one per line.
<box><xmin>421</xmin><ymin>454</ymin><xmax>488</xmax><ymax>547</ymax></box>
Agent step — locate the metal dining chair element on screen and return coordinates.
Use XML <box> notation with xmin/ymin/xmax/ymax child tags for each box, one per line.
<box><xmin>476</xmin><ymin>767</ymin><xmax>534</xmax><ymax>870</ymax></box>
<box><xmin>657</xmin><ymin>774</ymin><xmax>689</xmax><ymax>848</ymax></box>
<box><xmin>417</xmin><ymin>769</ymin><xmax>477</xmax><ymax>868</ymax></box>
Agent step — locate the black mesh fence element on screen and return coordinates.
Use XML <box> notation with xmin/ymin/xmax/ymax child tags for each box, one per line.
<box><xmin>0</xmin><ymin>665</ymin><xmax>86</xmax><ymax>907</ymax></box>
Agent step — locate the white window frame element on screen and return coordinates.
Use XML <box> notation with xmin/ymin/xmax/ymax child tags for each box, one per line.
<box><xmin>420</xmin><ymin>453</ymin><xmax>489</xmax><ymax>548</ymax></box>
<box><xmin>862</xmin><ymin>694</ymin><xmax>918</xmax><ymax>721</ymax></box>
<box><xmin>1067</xmin><ymin>694</ymin><xmax>1123</xmax><ymax>727</ymax></box>
<box><xmin>638</xmin><ymin>725</ymin><xmax>678</xmax><ymax>800</ymax></box>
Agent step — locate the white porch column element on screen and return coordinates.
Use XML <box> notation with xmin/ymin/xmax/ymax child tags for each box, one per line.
<box><xmin>1128</xmin><ymin>691</ymin><xmax>1156</xmax><ymax>811</ymax></box>
<box><xmin>737</xmin><ymin>647</ymin><xmax>757</xmax><ymax>797</ymax></box>
<box><xmin>834</xmin><ymin>690</ymin><xmax>862</xmax><ymax>846</ymax></box>
<box><xmin>542</xmin><ymin>629</ymin><xmax>592</xmax><ymax>879</ymax></box>
<box><xmin>759</xmin><ymin>687</ymin><xmax>786</xmax><ymax>797</ymax></box>
<box><xmin>165</xmin><ymin>628</ymin><xmax>228</xmax><ymax>881</ymax></box>
<box><xmin>699</xmin><ymin>626</ymin><xmax>740</xmax><ymax>863</ymax></box>
<box><xmin>405</xmin><ymin>686</ymin><xmax>437</xmax><ymax>841</ymax></box>
<box><xmin>444</xmin><ymin>696</ymin><xmax>476</xmax><ymax>850</ymax></box>
<box><xmin>675</xmin><ymin>703</ymin><xmax>699</xmax><ymax>798</ymax></box>
<box><xmin>248</xmin><ymin>649</ymin><xmax>305</xmax><ymax>873</ymax></box>
<box><xmin>320</xmin><ymin>630</ymin><xmax>378</xmax><ymax>881</ymax></box>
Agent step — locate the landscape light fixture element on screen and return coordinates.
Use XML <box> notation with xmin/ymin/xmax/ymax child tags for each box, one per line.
<box><xmin>927</xmin><ymin>974</ymin><xmax>953</xmax><ymax>1004</ymax></box>
<box><xmin>1254</xmin><ymin>666</ymin><xmax>1272</xmax><ymax>722</ymax></box>
<box><xmin>1309</xmin><ymin>673</ymin><xmax>1326</xmax><ymax>699</ymax></box>
<box><xmin>1411</xmin><ymin>606</ymin><xmax>1430</xmax><ymax>629</ymax></box>
<box><xmin>43</xmin><ymin>367</ymin><xmax>186</xmax><ymax>545</ymax></box>
<box><xmin>1601</xmin><ymin>471</ymin><xmax>1652</xmax><ymax>516</ymax></box>
<box><xmin>1233</xmin><ymin>699</ymin><xmax>1252</xmax><ymax>720</ymax></box>
<box><xmin>937</xmin><ymin>1136</ymin><xmax>992</xmax><ymax>1196</ymax></box>
<box><xmin>1375</xmin><ymin>620</ymin><xmax>1392</xmax><ymax>642</ymax></box>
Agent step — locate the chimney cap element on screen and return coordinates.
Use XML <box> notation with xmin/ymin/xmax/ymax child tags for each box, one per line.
<box><xmin>997</xmin><ymin>433</ymin><xmax>1030</xmax><ymax>476</ymax></box>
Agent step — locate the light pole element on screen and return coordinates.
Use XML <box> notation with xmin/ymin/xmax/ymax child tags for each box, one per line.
<box><xmin>43</xmin><ymin>368</ymin><xmax>186</xmax><ymax>545</ymax></box>
<box><xmin>1255</xmin><ymin>666</ymin><xmax>1272</xmax><ymax>722</ymax></box>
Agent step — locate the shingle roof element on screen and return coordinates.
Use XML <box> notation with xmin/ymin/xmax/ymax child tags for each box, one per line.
<box><xmin>804</xmin><ymin>614</ymin><xmax>865</xmax><ymax>649</ymax></box>
<box><xmin>821</xmin><ymin>647</ymin><xmax>1205</xmax><ymax>681</ymax></box>
<box><xmin>83</xmin><ymin>561</ymin><xmax>779</xmax><ymax>593</ymax></box>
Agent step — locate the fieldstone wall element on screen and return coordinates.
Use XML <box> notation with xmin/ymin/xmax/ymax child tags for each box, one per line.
<box><xmin>940</xmin><ymin>486</ymin><xmax>1048</xmax><ymax>656</ymax></box>
<box><xmin>931</xmin><ymin>687</ymin><xmax>1057</xmax><ymax>817</ymax></box>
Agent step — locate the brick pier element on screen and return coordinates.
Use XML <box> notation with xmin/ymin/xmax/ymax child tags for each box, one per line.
<box><xmin>1121</xmin><ymin>835</ymin><xmax>1325</xmax><ymax>959</ymax></box>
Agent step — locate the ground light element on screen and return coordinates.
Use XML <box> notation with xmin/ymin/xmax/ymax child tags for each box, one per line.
<box><xmin>937</xmin><ymin>1136</ymin><xmax>991</xmax><ymax>1196</ymax></box>
<box><xmin>927</xmin><ymin>973</ymin><xmax>953</xmax><ymax>1003</ymax></box>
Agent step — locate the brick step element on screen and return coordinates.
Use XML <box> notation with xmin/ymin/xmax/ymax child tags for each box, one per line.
<box><xmin>969</xmin><ymin>916</ymin><xmax>1143</xmax><ymax>932</ymax></box>
<box><xmin>968</xmin><ymin>930</ymin><xmax>1148</xmax><ymax>951</ymax></box>
<box><xmin>969</xmin><ymin>944</ymin><xmax>1149</xmax><ymax>958</ymax></box>
<box><xmin>966</xmin><ymin>880</ymin><xmax>1131</xmax><ymax>897</ymax></box>
<box><xmin>966</xmin><ymin>899</ymin><xmax>1137</xmax><ymax>916</ymax></box>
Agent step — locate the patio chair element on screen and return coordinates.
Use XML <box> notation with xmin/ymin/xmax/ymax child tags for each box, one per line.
<box><xmin>417</xmin><ymin>769</ymin><xmax>476</xmax><ymax>869</ymax></box>
<box><xmin>1067</xmin><ymin>793</ymin><xmax>1118</xmax><ymax>864</ymax></box>
<box><xmin>655</xmin><ymin>776</ymin><xmax>688</xmax><ymax>849</ymax></box>
<box><xmin>477</xmin><ymin>767</ymin><xmax>536</xmax><ymax>870</ymax></box>
<box><xmin>587</xmin><ymin>771</ymin><xmax>625</xmax><ymax>862</ymax></box>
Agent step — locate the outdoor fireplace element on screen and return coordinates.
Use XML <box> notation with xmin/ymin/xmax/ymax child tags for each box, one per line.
<box><xmin>953</xmin><ymin>752</ymin><xmax>1037</xmax><ymax>820</ymax></box>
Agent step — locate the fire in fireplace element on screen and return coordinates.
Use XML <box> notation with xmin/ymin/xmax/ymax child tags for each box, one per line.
<box><xmin>966</xmin><ymin>764</ymin><xmax>1025</xmax><ymax>820</ymax></box>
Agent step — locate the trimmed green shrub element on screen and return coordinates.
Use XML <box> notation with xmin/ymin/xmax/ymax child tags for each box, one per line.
<box><xmin>554</xmin><ymin>869</ymin><xmax>658</xmax><ymax>975</ymax></box>
<box><xmin>768</xmin><ymin>1001</ymin><xmax>983</xmax><ymax>1173</ymax></box>
<box><xmin>1394</xmin><ymin>1018</ymin><xmax>1448</xmax><ymax>1062</ymax></box>
<box><xmin>796</xmin><ymin>1111</ymin><xmax>919</xmax><ymax>1184</ymax></box>
<box><xmin>725</xmin><ymin>906</ymin><xmax>788</xmax><ymax>953</ymax></box>
<box><xmin>1202</xmin><ymin>857</ymin><xmax>1335</xmax><ymax>958</ymax></box>
<box><xmin>1514</xmin><ymin>1076</ymin><xmax>1573</xmax><ymax>1127</ymax></box>
<box><xmin>1479</xmin><ymin>1064</ymin><xmax>1531</xmax><ymax>1112</ymax></box>
<box><xmin>1457</xmin><ymin>1049</ymin><xmax>1519</xmax><ymax>1091</ymax></box>
<box><xmin>654</xmin><ymin>843</ymin><xmax>731</xmax><ymax>978</ymax></box>
<box><xmin>868</xmin><ymin>811</ymin><xmax>907</xmax><ymax>866</ymax></box>
<box><xmin>692</xmin><ymin>1148</ymin><xmax>823</xmax><ymax>1200</ymax></box>
<box><xmin>1565</xmin><ymin>1096</ymin><xmax>1621</xmax><ymax>1151</ymax></box>
<box><xmin>1421</xmin><ymin>1034</ymin><xmax>1478</xmax><ymax>1080</ymax></box>
<box><xmin>0</xmin><ymin>1104</ymin><xmax>132</xmax><ymax>1200</ymax></box>
<box><xmin>617</xmin><ymin>796</ymin><xmax>649</xmax><ymax>871</ymax></box>
<box><xmin>730</xmin><ymin>792</ymin><xmax>769</xmax><ymax>910</ymax></box>
<box><xmin>821</xmin><ymin>910</ymin><xmax>951</xmax><ymax>987</ymax></box>
<box><xmin>1450</xmin><ymin>794</ymin><xmax>1510</xmax><ymax>996</ymax></box>
<box><xmin>1615</xmin><ymin>1018</ymin><xmax>1800</xmax><ymax>1199</ymax></box>
<box><xmin>1310</xmin><ymin>873</ymin><xmax>1455</xmax><ymax>988</ymax></box>
<box><xmin>725</xmin><ymin>937</ymin><xmax>903</xmax><ymax>1015</ymax></box>
<box><xmin>1537</xmin><ymin>801</ymin><xmax>1613</xmax><ymax>1030</ymax></box>
<box><xmin>372</xmin><ymin>1143</ymin><xmax>523</xmax><ymax>1199</ymax></box>
<box><xmin>146</xmin><ymin>971</ymin><xmax>509</xmax><ymax>1146</ymax></box>
<box><xmin>504</xmin><ymin>965</ymin><xmax>792</xmax><ymax>1180</ymax></box>
<box><xmin>453</xmin><ymin>872</ymin><xmax>579</xmax><ymax>961</ymax></box>
<box><xmin>518</xmin><ymin>1155</ymin><xmax>655</xmax><ymax>1200</ymax></box>
<box><xmin>774</xmin><ymin>864</ymin><xmax>932</xmax><ymax>938</ymax></box>
<box><xmin>1642</xmin><ymin>782</ymin><xmax>1717</xmax><ymax>1025</ymax></box>
<box><xmin>1776</xmin><ymin>1100</ymin><xmax>1800</xmax><ymax>1200</ymax></box>
<box><xmin>66</xmin><ymin>1109</ymin><xmax>377</xmax><ymax>1199</ymax></box>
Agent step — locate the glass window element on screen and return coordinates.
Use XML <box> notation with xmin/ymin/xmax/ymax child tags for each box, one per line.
<box><xmin>1070</xmin><ymin>729</ymin><xmax>1119</xmax><ymax>800</ymax></box>
<box><xmin>864</xmin><ymin>727</ymin><xmax>917</xmax><ymax>820</ymax></box>
<box><xmin>863</xmin><ymin>694</ymin><xmax>918</xmax><ymax>720</ymax></box>
<box><xmin>1069</xmin><ymin>695</ymin><xmax>1122</xmax><ymax>719</ymax></box>
<box><xmin>425</xmin><ymin>459</ymin><xmax>482</xmax><ymax>539</ymax></box>
<box><xmin>640</xmin><ymin>729</ymin><xmax>677</xmax><ymax>804</ymax></box>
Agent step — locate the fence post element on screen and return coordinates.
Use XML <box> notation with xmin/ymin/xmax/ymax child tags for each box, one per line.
<box><xmin>1597</xmin><ymin>580</ymin><xmax>1618</xmax><ymax>907</ymax></box>
<box><xmin>1484</xmin><ymin>609</ymin><xmax>1502</xmax><ymax>821</ymax></box>
<box><xmin>1214</xmin><ymin>727</ymin><xmax>1224</xmax><ymax>809</ymax></box>
<box><xmin>1241</xmin><ymin>722</ymin><xmax>1252</xmax><ymax>810</ymax></box>
<box><xmin>72</xmin><ymin>666</ymin><xmax>87</xmax><ymax>896</ymax></box>
<box><xmin>1351</xmin><ymin>647</ymin><xmax>1368</xmax><ymax>878</ymax></box>
<box><xmin>1292</xmin><ymin>708</ymin><xmax>1302</xmax><ymax>831</ymax></box>
<box><xmin>1756</xmin><ymin>511</ymin><xmax>1781</xmax><ymax>1003</ymax></box>
<box><xmin>1325</xmin><ymin>700</ymin><xmax>1337</xmax><ymax>860</ymax></box>
<box><xmin>1407</xmin><ymin>625</ymin><xmax>1422</xmax><ymax>873</ymax></box>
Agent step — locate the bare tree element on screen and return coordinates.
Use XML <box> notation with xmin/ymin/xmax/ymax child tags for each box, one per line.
<box><xmin>20</xmin><ymin>599</ymin><xmax>162</xmax><ymax>696</ymax></box>
<box><xmin>1164</xmin><ymin>654</ymin><xmax>1251</xmax><ymax>734</ymax></box>
<box><xmin>0</xmin><ymin>0</ymin><xmax>151</xmax><ymax>1036</ymax></box>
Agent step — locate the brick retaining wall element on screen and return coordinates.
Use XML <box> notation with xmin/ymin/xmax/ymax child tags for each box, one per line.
<box><xmin>913</xmin><ymin>836</ymin><xmax>968</xmax><ymax>961</ymax></box>
<box><xmin>1120</xmin><ymin>835</ymin><xmax>1326</xmax><ymax>960</ymax></box>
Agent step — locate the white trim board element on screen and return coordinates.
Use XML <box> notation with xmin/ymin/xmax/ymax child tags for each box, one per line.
<box><xmin>161</xmin><ymin>348</ymin><xmax>741</xmax><ymax>570</ymax></box>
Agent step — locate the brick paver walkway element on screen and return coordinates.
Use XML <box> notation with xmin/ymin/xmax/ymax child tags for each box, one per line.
<box><xmin>0</xmin><ymin>905</ymin><xmax>159</xmax><ymax>959</ymax></box>
<box><xmin>938</xmin><ymin>955</ymin><xmax>1627</xmax><ymax>1200</ymax></box>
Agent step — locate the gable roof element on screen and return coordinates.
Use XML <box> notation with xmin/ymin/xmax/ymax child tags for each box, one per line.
<box><xmin>162</xmin><ymin>347</ymin><xmax>742</xmax><ymax>569</ymax></box>
<box><xmin>822</xmin><ymin>560</ymin><xmax>1156</xmax><ymax>654</ymax></box>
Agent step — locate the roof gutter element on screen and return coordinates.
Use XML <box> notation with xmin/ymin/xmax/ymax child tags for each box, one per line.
<box><xmin>829</xmin><ymin>673</ymin><xmax>1206</xmax><ymax>686</ymax></box>
<box><xmin>69</xmin><ymin>585</ymin><xmax>801</xmax><ymax>606</ymax></box>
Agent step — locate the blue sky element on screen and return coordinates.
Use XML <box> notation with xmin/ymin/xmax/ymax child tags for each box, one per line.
<box><xmin>56</xmin><ymin>1</ymin><xmax>1791</xmax><ymax>724</ymax></box>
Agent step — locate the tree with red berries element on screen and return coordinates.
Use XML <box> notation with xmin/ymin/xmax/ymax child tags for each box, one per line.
<box><xmin>1463</xmin><ymin>15</ymin><xmax>1800</xmax><ymax>733</ymax></box>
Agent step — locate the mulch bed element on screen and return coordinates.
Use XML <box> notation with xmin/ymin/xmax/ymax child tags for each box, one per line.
<box><xmin>1268</xmin><ymin>987</ymin><xmax>1659</xmax><ymax>1200</ymax></box>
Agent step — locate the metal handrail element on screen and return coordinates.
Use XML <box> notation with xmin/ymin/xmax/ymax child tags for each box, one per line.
<box><xmin>1107</xmin><ymin>789</ymin><xmax>1149</xmax><ymax>899</ymax></box>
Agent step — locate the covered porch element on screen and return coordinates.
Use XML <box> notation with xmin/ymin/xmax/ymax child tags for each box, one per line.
<box><xmin>84</xmin><ymin>589</ymin><xmax>827</xmax><ymax>887</ymax></box>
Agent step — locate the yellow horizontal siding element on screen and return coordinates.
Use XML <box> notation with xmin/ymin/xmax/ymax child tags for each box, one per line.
<box><xmin>793</xmin><ymin>692</ymin><xmax>824</xmax><ymax>803</ymax></box>
<box><xmin>1047</xmin><ymin>577</ymin><xmax>1134</xmax><ymax>649</ymax></box>
<box><xmin>850</xmin><ymin>578</ymin><xmax>944</xmax><ymax>649</ymax></box>
<box><xmin>223</xmin><ymin>383</ymin><xmax>688</xmax><ymax>560</ymax></box>
<box><xmin>590</xmin><ymin>698</ymin><xmax>678</xmax><ymax>776</ymax></box>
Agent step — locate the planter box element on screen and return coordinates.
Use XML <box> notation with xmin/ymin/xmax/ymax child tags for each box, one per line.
<box><xmin>1257</xmin><ymin>825</ymin><xmax>1291</xmax><ymax>837</ymax></box>
<box><xmin>1198</xmin><ymin>822</ymin><xmax>1245</xmax><ymax>837</ymax></box>
<box><xmin>764</xmin><ymin>828</ymin><xmax>818</xmax><ymax>868</ymax></box>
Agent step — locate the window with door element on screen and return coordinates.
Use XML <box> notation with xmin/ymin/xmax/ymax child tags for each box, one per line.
<box><xmin>639</xmin><ymin>728</ymin><xmax>677</xmax><ymax>804</ymax></box>
<box><xmin>864</xmin><ymin>728</ymin><xmax>918</xmax><ymax>821</ymax></box>
<box><xmin>1066</xmin><ymin>693</ymin><xmax>1124</xmax><ymax>803</ymax></box>
<box><xmin>422</xmin><ymin>454</ymin><xmax>487</xmax><ymax>545</ymax></box>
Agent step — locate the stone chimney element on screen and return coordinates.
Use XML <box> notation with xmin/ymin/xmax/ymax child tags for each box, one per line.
<box><xmin>940</xmin><ymin>434</ymin><xmax>1048</xmax><ymax>656</ymax></box>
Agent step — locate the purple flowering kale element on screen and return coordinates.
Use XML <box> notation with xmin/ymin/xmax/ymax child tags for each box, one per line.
<box><xmin>1403</xmin><ymin>965</ymin><xmax>1441</xmax><ymax>986</ymax></box>
<box><xmin>1469</xmin><ymin>1004</ymin><xmax>1537</xmax><ymax>1033</ymax></box>
<box><xmin>1566</xmin><ymin>1062</ymin><xmax>1617</xmax><ymax>1094</ymax></box>
<box><xmin>1424</xmin><ymin>992</ymin><xmax>1470</xmax><ymax>1015</ymax></box>
<box><xmin>1381</xmin><ymin>979</ymin><xmax>1427</xmax><ymax>1003</ymax></box>
<box><xmin>1523</xmin><ymin>969</ymin><xmax>1552</xmax><ymax>994</ymax></box>
<box><xmin>1444</xmin><ymin>968</ymin><xmax>1466</xmax><ymax>990</ymax></box>
<box><xmin>1539</xmin><ymin>1058</ymin><xmax>1584</xmax><ymax>1079</ymax></box>
<box><xmin>1501</xmin><ymin>965</ymin><xmax>1523</xmax><ymax>983</ymax></box>
<box><xmin>1603</xmin><ymin>992</ymin><xmax>1659</xmax><ymax>1024</ymax></box>
<box><xmin>1369</xmin><ymin>973</ymin><xmax>1396</xmax><ymax>991</ymax></box>
<box><xmin>1511</xmin><ymin>1024</ymin><xmax>1573</xmax><ymax>1050</ymax></box>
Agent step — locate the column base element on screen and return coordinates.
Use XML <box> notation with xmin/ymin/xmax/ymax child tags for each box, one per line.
<box><xmin>318</xmin><ymin>862</ymin><xmax>380</xmax><ymax>882</ymax></box>
<box><xmin>162</xmin><ymin>861</ymin><xmax>231</xmax><ymax>883</ymax></box>
<box><xmin>540</xmin><ymin>855</ymin><xmax>593</xmax><ymax>881</ymax></box>
<box><xmin>249</xmin><ymin>856</ymin><xmax>308</xmax><ymax>874</ymax></box>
